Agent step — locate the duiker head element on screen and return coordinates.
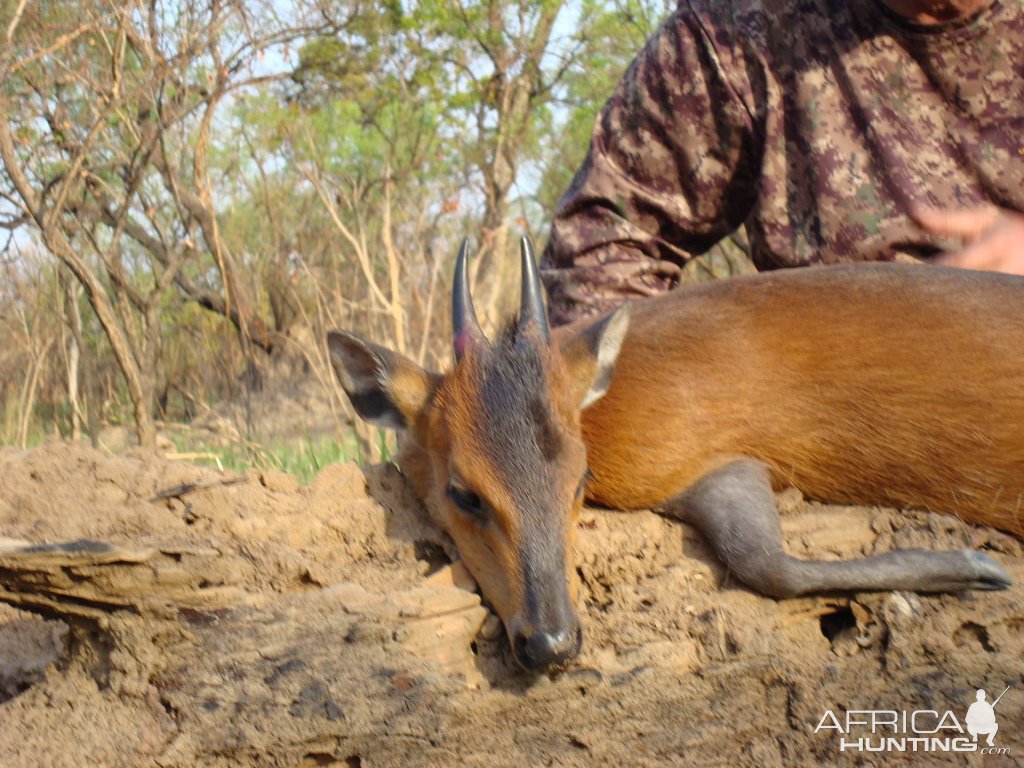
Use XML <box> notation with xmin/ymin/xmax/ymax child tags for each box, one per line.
<box><xmin>327</xmin><ymin>238</ymin><xmax>630</xmax><ymax>673</ymax></box>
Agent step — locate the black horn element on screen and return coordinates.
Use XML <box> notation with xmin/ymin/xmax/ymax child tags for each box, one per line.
<box><xmin>452</xmin><ymin>238</ymin><xmax>484</xmax><ymax>359</ymax></box>
<box><xmin>518</xmin><ymin>236</ymin><xmax>549</xmax><ymax>341</ymax></box>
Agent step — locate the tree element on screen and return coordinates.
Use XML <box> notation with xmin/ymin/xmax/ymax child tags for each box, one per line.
<box><xmin>0</xmin><ymin>0</ymin><xmax>694</xmax><ymax>449</ymax></box>
<box><xmin>0</xmin><ymin>0</ymin><xmax>329</xmax><ymax>445</ymax></box>
<box><xmin>296</xmin><ymin>1</ymin><xmax>616</xmax><ymax>325</ymax></box>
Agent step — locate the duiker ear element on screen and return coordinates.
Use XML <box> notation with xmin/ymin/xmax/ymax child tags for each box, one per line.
<box><xmin>327</xmin><ymin>331</ymin><xmax>438</xmax><ymax>430</ymax></box>
<box><xmin>559</xmin><ymin>303</ymin><xmax>632</xmax><ymax>409</ymax></box>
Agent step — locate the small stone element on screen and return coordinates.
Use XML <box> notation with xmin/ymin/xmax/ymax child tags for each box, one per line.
<box><xmin>479</xmin><ymin>613</ymin><xmax>503</xmax><ymax>641</ymax></box>
<box><xmin>390</xmin><ymin>670</ymin><xmax>417</xmax><ymax>693</ymax></box>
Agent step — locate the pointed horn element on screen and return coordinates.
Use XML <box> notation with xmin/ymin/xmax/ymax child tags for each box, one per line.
<box><xmin>518</xmin><ymin>236</ymin><xmax>549</xmax><ymax>341</ymax></box>
<box><xmin>452</xmin><ymin>238</ymin><xmax>483</xmax><ymax>359</ymax></box>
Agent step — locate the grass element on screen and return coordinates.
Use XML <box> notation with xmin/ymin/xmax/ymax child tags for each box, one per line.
<box><xmin>1</xmin><ymin>413</ymin><xmax>396</xmax><ymax>485</ymax></box>
<box><xmin>169</xmin><ymin>431</ymin><xmax>393</xmax><ymax>485</ymax></box>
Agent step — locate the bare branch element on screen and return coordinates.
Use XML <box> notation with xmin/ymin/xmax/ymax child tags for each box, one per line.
<box><xmin>4</xmin><ymin>0</ymin><xmax>28</xmax><ymax>48</ymax></box>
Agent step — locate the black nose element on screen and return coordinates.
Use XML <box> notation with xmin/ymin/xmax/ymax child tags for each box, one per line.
<box><xmin>512</xmin><ymin>623</ymin><xmax>583</xmax><ymax>672</ymax></box>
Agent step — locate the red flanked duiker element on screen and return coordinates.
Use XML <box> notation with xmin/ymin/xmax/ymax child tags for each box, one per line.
<box><xmin>329</xmin><ymin>238</ymin><xmax>1021</xmax><ymax>674</ymax></box>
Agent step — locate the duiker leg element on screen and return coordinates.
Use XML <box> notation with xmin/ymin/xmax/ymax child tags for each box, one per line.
<box><xmin>662</xmin><ymin>459</ymin><xmax>1011</xmax><ymax>597</ymax></box>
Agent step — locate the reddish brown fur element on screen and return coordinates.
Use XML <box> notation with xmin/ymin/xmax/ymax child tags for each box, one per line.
<box><xmin>572</xmin><ymin>263</ymin><xmax>1024</xmax><ymax>536</ymax></box>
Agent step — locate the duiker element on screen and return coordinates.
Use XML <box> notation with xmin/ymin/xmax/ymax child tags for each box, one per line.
<box><xmin>328</xmin><ymin>238</ymin><xmax>1019</xmax><ymax>673</ymax></box>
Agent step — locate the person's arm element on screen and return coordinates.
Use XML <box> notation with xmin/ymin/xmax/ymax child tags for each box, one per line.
<box><xmin>541</xmin><ymin>0</ymin><xmax>762</xmax><ymax>326</ymax></box>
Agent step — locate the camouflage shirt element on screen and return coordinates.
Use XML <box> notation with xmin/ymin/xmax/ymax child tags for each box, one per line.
<box><xmin>541</xmin><ymin>0</ymin><xmax>1024</xmax><ymax>325</ymax></box>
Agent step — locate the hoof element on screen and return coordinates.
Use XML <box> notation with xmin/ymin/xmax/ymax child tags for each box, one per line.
<box><xmin>962</xmin><ymin>550</ymin><xmax>1012</xmax><ymax>591</ymax></box>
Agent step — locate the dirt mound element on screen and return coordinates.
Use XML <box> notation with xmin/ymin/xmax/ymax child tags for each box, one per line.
<box><xmin>0</xmin><ymin>442</ymin><xmax>1021</xmax><ymax>767</ymax></box>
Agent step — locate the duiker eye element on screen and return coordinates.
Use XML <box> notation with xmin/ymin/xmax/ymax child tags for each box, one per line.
<box><xmin>447</xmin><ymin>482</ymin><xmax>485</xmax><ymax>518</ymax></box>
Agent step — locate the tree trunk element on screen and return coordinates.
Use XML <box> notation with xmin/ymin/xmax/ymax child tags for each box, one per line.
<box><xmin>44</xmin><ymin>229</ymin><xmax>158</xmax><ymax>447</ymax></box>
<box><xmin>0</xmin><ymin>101</ymin><xmax>157</xmax><ymax>448</ymax></box>
<box><xmin>60</xmin><ymin>271</ymin><xmax>84</xmax><ymax>441</ymax></box>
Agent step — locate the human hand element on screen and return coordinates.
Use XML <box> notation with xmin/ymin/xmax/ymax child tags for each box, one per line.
<box><xmin>912</xmin><ymin>205</ymin><xmax>1024</xmax><ymax>276</ymax></box>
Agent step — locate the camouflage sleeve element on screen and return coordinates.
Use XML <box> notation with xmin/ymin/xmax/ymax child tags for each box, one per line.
<box><xmin>541</xmin><ymin>0</ymin><xmax>761</xmax><ymax>326</ymax></box>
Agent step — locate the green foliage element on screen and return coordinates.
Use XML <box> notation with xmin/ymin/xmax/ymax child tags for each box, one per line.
<box><xmin>2</xmin><ymin>0</ymin><xmax>678</xmax><ymax>454</ymax></box>
<box><xmin>535</xmin><ymin>0</ymin><xmax>676</xmax><ymax>217</ymax></box>
<box><xmin>290</xmin><ymin>0</ymin><xmax>675</xmax><ymax>226</ymax></box>
<box><xmin>171</xmin><ymin>434</ymin><xmax>358</xmax><ymax>484</ymax></box>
